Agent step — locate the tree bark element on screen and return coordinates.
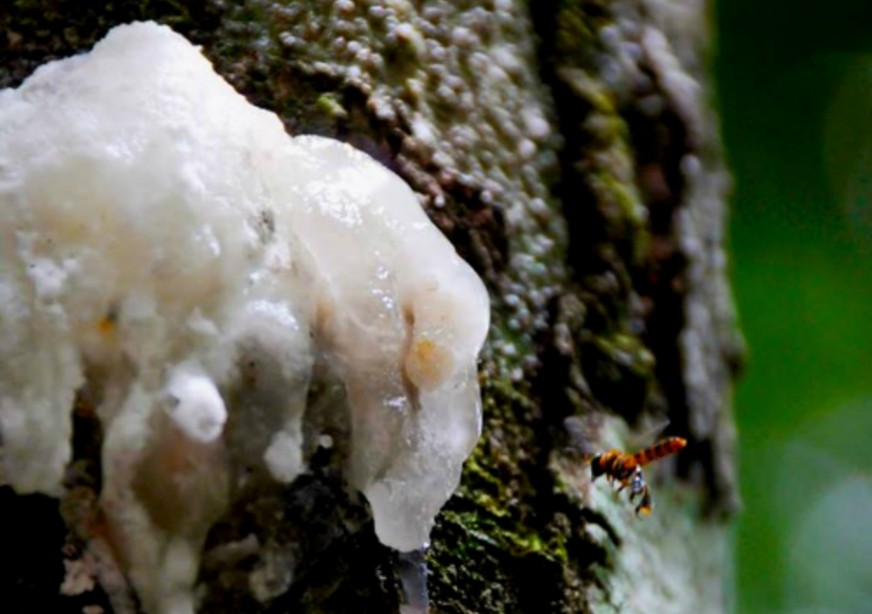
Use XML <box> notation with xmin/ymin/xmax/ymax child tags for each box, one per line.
<box><xmin>0</xmin><ymin>1</ymin><xmax>742</xmax><ymax>612</ymax></box>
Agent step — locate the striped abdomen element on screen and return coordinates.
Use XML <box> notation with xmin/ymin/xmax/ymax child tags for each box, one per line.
<box><xmin>632</xmin><ymin>437</ymin><xmax>687</xmax><ymax>467</ymax></box>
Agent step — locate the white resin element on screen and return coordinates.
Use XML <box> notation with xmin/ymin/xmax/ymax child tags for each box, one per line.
<box><xmin>165</xmin><ymin>367</ymin><xmax>227</xmax><ymax>444</ymax></box>
<box><xmin>0</xmin><ymin>22</ymin><xmax>489</xmax><ymax>613</ymax></box>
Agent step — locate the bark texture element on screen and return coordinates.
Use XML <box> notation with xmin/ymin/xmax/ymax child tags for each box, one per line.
<box><xmin>0</xmin><ymin>0</ymin><xmax>742</xmax><ymax>612</ymax></box>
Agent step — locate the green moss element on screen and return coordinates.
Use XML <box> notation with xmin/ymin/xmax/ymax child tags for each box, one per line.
<box><xmin>314</xmin><ymin>93</ymin><xmax>349</xmax><ymax>120</ymax></box>
<box><xmin>426</xmin><ymin>361</ymin><xmax>605</xmax><ymax>612</ymax></box>
<box><xmin>429</xmin><ymin>504</ymin><xmax>577</xmax><ymax>613</ymax></box>
<box><xmin>550</xmin><ymin>0</ymin><xmax>612</xmax><ymax>62</ymax></box>
<box><xmin>596</xmin><ymin>333</ymin><xmax>655</xmax><ymax>374</ymax></box>
<box><xmin>442</xmin><ymin>509</ymin><xmax>552</xmax><ymax>560</ymax></box>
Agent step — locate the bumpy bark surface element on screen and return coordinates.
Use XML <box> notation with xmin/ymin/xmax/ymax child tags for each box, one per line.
<box><xmin>0</xmin><ymin>1</ymin><xmax>742</xmax><ymax>612</ymax></box>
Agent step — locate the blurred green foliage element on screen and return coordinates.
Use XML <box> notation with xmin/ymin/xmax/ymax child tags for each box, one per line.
<box><xmin>717</xmin><ymin>1</ymin><xmax>872</xmax><ymax>612</ymax></box>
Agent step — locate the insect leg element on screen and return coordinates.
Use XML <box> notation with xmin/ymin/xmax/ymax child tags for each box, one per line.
<box><xmin>628</xmin><ymin>467</ymin><xmax>645</xmax><ymax>498</ymax></box>
<box><xmin>634</xmin><ymin>484</ymin><xmax>653</xmax><ymax>515</ymax></box>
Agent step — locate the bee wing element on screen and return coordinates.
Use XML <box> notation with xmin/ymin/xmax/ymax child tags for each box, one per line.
<box><xmin>563</xmin><ymin>414</ymin><xmax>601</xmax><ymax>457</ymax></box>
<box><xmin>629</xmin><ymin>415</ymin><xmax>671</xmax><ymax>449</ymax></box>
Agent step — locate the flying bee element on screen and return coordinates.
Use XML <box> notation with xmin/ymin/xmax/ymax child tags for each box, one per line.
<box><xmin>563</xmin><ymin>416</ymin><xmax>686</xmax><ymax>515</ymax></box>
<box><xmin>589</xmin><ymin>437</ymin><xmax>687</xmax><ymax>515</ymax></box>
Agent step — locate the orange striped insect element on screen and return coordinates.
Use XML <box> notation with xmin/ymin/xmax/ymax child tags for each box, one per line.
<box><xmin>590</xmin><ymin>437</ymin><xmax>687</xmax><ymax>515</ymax></box>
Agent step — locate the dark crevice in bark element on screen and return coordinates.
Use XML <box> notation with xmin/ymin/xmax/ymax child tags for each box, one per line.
<box><xmin>526</xmin><ymin>0</ymin><xmax>664</xmax><ymax>434</ymax></box>
<box><xmin>527</xmin><ymin>0</ymin><xmax>704</xmax><ymax>446</ymax></box>
<box><xmin>623</xmin><ymin>72</ymin><xmax>694</xmax><ymax>441</ymax></box>
<box><xmin>0</xmin><ymin>489</ymin><xmax>67</xmax><ymax>612</ymax></box>
<box><xmin>0</xmin><ymin>1</ymin><xmax>227</xmax><ymax>89</ymax></box>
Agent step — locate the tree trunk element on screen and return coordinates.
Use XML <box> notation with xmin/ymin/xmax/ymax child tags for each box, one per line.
<box><xmin>0</xmin><ymin>1</ymin><xmax>742</xmax><ymax>612</ymax></box>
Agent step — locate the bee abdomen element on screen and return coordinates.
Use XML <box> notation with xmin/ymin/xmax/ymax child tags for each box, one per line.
<box><xmin>634</xmin><ymin>436</ymin><xmax>687</xmax><ymax>465</ymax></box>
